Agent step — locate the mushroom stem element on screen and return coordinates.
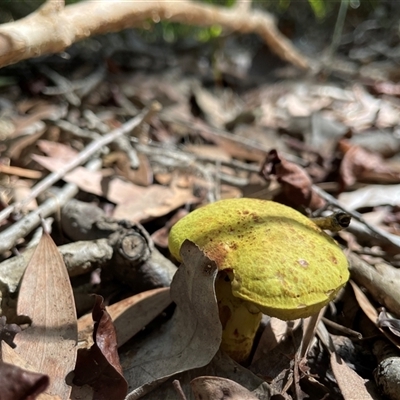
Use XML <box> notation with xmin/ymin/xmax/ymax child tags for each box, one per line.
<box><xmin>215</xmin><ymin>272</ymin><xmax>262</xmax><ymax>363</ymax></box>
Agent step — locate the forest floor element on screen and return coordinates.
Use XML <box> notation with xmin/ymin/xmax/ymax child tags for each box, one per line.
<box><xmin>1</xmin><ymin>2</ymin><xmax>400</xmax><ymax>399</ymax></box>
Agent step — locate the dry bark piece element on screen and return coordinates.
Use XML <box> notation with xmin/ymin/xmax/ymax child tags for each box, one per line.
<box><xmin>373</xmin><ymin>339</ymin><xmax>400</xmax><ymax>400</ymax></box>
<box><xmin>190</xmin><ymin>376</ymin><xmax>259</xmax><ymax>400</ymax></box>
<box><xmin>260</xmin><ymin>149</ymin><xmax>325</xmax><ymax>210</ymax></box>
<box><xmin>74</xmin><ymin>295</ymin><xmax>128</xmax><ymax>400</ymax></box>
<box><xmin>12</xmin><ymin>230</ymin><xmax>77</xmax><ymax>400</ymax></box>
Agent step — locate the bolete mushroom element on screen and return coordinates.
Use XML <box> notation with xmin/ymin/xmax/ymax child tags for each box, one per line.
<box><xmin>168</xmin><ymin>198</ymin><xmax>349</xmax><ymax>363</ymax></box>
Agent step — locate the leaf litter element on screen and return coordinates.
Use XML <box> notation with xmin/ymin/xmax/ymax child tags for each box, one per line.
<box><xmin>2</xmin><ymin>3</ymin><xmax>400</xmax><ymax>399</ymax></box>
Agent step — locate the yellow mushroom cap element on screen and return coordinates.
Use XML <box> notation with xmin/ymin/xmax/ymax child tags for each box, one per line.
<box><xmin>168</xmin><ymin>198</ymin><xmax>349</xmax><ymax>320</ymax></box>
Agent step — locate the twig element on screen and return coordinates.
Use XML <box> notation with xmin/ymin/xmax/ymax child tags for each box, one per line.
<box><xmin>321</xmin><ymin>317</ymin><xmax>362</xmax><ymax>339</ymax></box>
<box><xmin>312</xmin><ymin>184</ymin><xmax>400</xmax><ymax>251</ymax></box>
<box><xmin>172</xmin><ymin>380</ymin><xmax>188</xmax><ymax>400</ymax></box>
<box><xmin>347</xmin><ymin>252</ymin><xmax>400</xmax><ymax>317</ymax></box>
<box><xmin>55</xmin><ymin>119</ymin><xmax>101</xmax><ymax>140</ymax></box>
<box><xmin>40</xmin><ymin>65</ymin><xmax>81</xmax><ymax>106</ymax></box>
<box><xmin>0</xmin><ymin>0</ymin><xmax>310</xmax><ymax>70</ymax></box>
<box><xmin>327</xmin><ymin>0</ymin><xmax>349</xmax><ymax>61</ymax></box>
<box><xmin>42</xmin><ymin>64</ymin><xmax>105</xmax><ymax>100</ymax></box>
<box><xmin>83</xmin><ymin>109</ymin><xmax>140</xmax><ymax>169</ymax></box>
<box><xmin>0</xmin><ymin>105</ymin><xmax>155</xmax><ymax>223</ymax></box>
<box><xmin>0</xmin><ymin>159</ymin><xmax>101</xmax><ymax>255</ymax></box>
<box><xmin>0</xmin><ymin>164</ymin><xmax>43</xmax><ymax>179</ymax></box>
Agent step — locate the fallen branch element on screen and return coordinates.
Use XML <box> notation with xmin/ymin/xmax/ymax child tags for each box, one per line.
<box><xmin>0</xmin><ymin>0</ymin><xmax>309</xmax><ymax>69</ymax></box>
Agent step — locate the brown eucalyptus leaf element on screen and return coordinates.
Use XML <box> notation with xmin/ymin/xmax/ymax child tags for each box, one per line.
<box><xmin>32</xmin><ymin>154</ymin><xmax>197</xmax><ymax>222</ymax></box>
<box><xmin>330</xmin><ymin>352</ymin><xmax>374</xmax><ymax>400</ymax></box>
<box><xmin>74</xmin><ymin>295</ymin><xmax>127</xmax><ymax>400</ymax></box>
<box><xmin>260</xmin><ymin>149</ymin><xmax>325</xmax><ymax>210</ymax></box>
<box><xmin>0</xmin><ymin>360</ymin><xmax>49</xmax><ymax>400</ymax></box>
<box><xmin>190</xmin><ymin>376</ymin><xmax>259</xmax><ymax>400</ymax></box>
<box><xmin>123</xmin><ymin>240</ymin><xmax>221</xmax><ymax>399</ymax></box>
<box><xmin>78</xmin><ymin>288</ymin><xmax>171</xmax><ymax>350</ymax></box>
<box><xmin>13</xmin><ymin>231</ymin><xmax>77</xmax><ymax>400</ymax></box>
<box><xmin>350</xmin><ymin>281</ymin><xmax>400</xmax><ymax>349</ymax></box>
<box><xmin>339</xmin><ymin>139</ymin><xmax>400</xmax><ymax>189</ymax></box>
<box><xmin>1</xmin><ymin>342</ymin><xmax>61</xmax><ymax>399</ymax></box>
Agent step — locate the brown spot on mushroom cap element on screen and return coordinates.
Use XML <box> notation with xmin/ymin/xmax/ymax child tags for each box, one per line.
<box><xmin>169</xmin><ymin>198</ymin><xmax>349</xmax><ymax>320</ymax></box>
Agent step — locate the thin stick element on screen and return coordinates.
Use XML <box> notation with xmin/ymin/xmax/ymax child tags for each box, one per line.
<box><xmin>172</xmin><ymin>380</ymin><xmax>188</xmax><ymax>400</ymax></box>
<box><xmin>0</xmin><ymin>105</ymin><xmax>156</xmax><ymax>223</ymax></box>
<box><xmin>312</xmin><ymin>184</ymin><xmax>400</xmax><ymax>251</ymax></box>
<box><xmin>0</xmin><ymin>159</ymin><xmax>101</xmax><ymax>254</ymax></box>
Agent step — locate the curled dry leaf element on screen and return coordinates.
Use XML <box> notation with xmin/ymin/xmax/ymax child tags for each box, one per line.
<box><xmin>12</xmin><ymin>231</ymin><xmax>77</xmax><ymax>400</ymax></box>
<box><xmin>123</xmin><ymin>241</ymin><xmax>222</xmax><ymax>399</ymax></box>
<box><xmin>378</xmin><ymin>309</ymin><xmax>400</xmax><ymax>337</ymax></box>
<box><xmin>349</xmin><ymin>281</ymin><xmax>400</xmax><ymax>349</ymax></box>
<box><xmin>339</xmin><ymin>139</ymin><xmax>400</xmax><ymax>189</ymax></box>
<box><xmin>260</xmin><ymin>149</ymin><xmax>325</xmax><ymax>210</ymax></box>
<box><xmin>0</xmin><ymin>360</ymin><xmax>50</xmax><ymax>400</ymax></box>
<box><xmin>0</xmin><ymin>316</ymin><xmax>21</xmax><ymax>349</ymax></box>
<box><xmin>74</xmin><ymin>295</ymin><xmax>128</xmax><ymax>400</ymax></box>
<box><xmin>190</xmin><ymin>376</ymin><xmax>259</xmax><ymax>400</ymax></box>
<box><xmin>78</xmin><ymin>287</ymin><xmax>171</xmax><ymax>349</ymax></box>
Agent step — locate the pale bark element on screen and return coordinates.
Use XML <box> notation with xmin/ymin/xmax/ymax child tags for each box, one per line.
<box><xmin>0</xmin><ymin>0</ymin><xmax>310</xmax><ymax>69</ymax></box>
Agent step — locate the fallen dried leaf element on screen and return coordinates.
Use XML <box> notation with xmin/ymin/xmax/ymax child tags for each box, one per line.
<box><xmin>78</xmin><ymin>287</ymin><xmax>171</xmax><ymax>349</ymax></box>
<box><xmin>260</xmin><ymin>149</ymin><xmax>325</xmax><ymax>210</ymax></box>
<box><xmin>378</xmin><ymin>309</ymin><xmax>400</xmax><ymax>337</ymax></box>
<box><xmin>123</xmin><ymin>240</ymin><xmax>222</xmax><ymax>398</ymax></box>
<box><xmin>350</xmin><ymin>280</ymin><xmax>400</xmax><ymax>349</ymax></box>
<box><xmin>12</xmin><ymin>231</ymin><xmax>77</xmax><ymax>400</ymax></box>
<box><xmin>0</xmin><ymin>360</ymin><xmax>49</xmax><ymax>400</ymax></box>
<box><xmin>74</xmin><ymin>295</ymin><xmax>128</xmax><ymax>400</ymax></box>
<box><xmin>330</xmin><ymin>352</ymin><xmax>373</xmax><ymax>400</ymax></box>
<box><xmin>339</xmin><ymin>139</ymin><xmax>400</xmax><ymax>189</ymax></box>
<box><xmin>33</xmin><ymin>153</ymin><xmax>197</xmax><ymax>222</ymax></box>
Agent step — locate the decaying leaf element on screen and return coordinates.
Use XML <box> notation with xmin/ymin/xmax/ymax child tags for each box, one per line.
<box><xmin>78</xmin><ymin>287</ymin><xmax>171</xmax><ymax>349</ymax></box>
<box><xmin>350</xmin><ymin>281</ymin><xmax>400</xmax><ymax>349</ymax></box>
<box><xmin>190</xmin><ymin>376</ymin><xmax>259</xmax><ymax>400</ymax></box>
<box><xmin>330</xmin><ymin>352</ymin><xmax>374</xmax><ymax>400</ymax></box>
<box><xmin>378</xmin><ymin>309</ymin><xmax>400</xmax><ymax>337</ymax></box>
<box><xmin>12</xmin><ymin>231</ymin><xmax>77</xmax><ymax>400</ymax></box>
<box><xmin>0</xmin><ymin>360</ymin><xmax>49</xmax><ymax>400</ymax></box>
<box><xmin>339</xmin><ymin>139</ymin><xmax>400</xmax><ymax>189</ymax></box>
<box><xmin>74</xmin><ymin>295</ymin><xmax>128</xmax><ymax>400</ymax></box>
<box><xmin>260</xmin><ymin>149</ymin><xmax>325</xmax><ymax>210</ymax></box>
<box><xmin>123</xmin><ymin>240</ymin><xmax>222</xmax><ymax>398</ymax></box>
<box><xmin>33</xmin><ymin>152</ymin><xmax>197</xmax><ymax>222</ymax></box>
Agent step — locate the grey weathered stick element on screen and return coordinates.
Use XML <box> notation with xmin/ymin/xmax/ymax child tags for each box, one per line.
<box><xmin>312</xmin><ymin>185</ymin><xmax>400</xmax><ymax>251</ymax></box>
<box><xmin>0</xmin><ymin>239</ymin><xmax>113</xmax><ymax>295</ymax></box>
<box><xmin>347</xmin><ymin>252</ymin><xmax>400</xmax><ymax>317</ymax></box>
<box><xmin>0</xmin><ymin>159</ymin><xmax>101</xmax><ymax>254</ymax></box>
